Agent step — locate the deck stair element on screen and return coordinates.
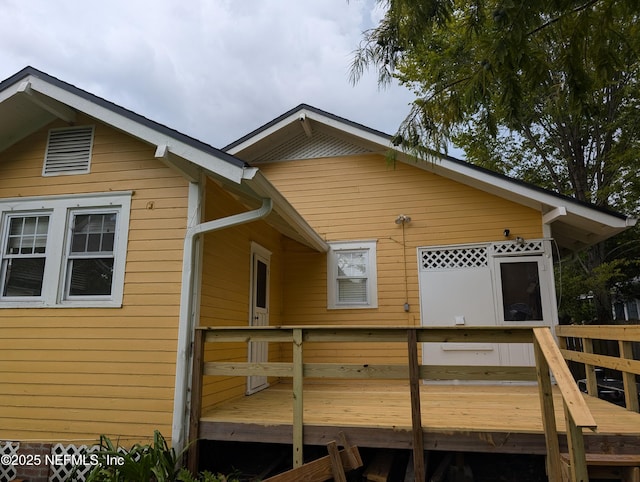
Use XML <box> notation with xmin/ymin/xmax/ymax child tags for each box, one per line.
<box><xmin>560</xmin><ymin>453</ymin><xmax>640</xmax><ymax>482</ymax></box>
<box><xmin>363</xmin><ymin>449</ymin><xmax>394</xmax><ymax>481</ymax></box>
<box><xmin>262</xmin><ymin>433</ymin><xmax>362</xmax><ymax>482</ymax></box>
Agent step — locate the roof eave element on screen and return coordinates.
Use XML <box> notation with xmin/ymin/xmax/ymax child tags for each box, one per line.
<box><xmin>1</xmin><ymin>68</ymin><xmax>248</xmax><ymax>185</ymax></box>
<box><xmin>241</xmin><ymin>170</ymin><xmax>328</xmax><ymax>253</ymax></box>
<box><xmin>227</xmin><ymin>104</ymin><xmax>635</xmax><ymax>249</ymax></box>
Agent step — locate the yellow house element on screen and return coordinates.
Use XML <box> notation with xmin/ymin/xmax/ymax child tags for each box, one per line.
<box><xmin>0</xmin><ymin>67</ymin><xmax>328</xmax><ymax>481</ymax></box>
<box><xmin>0</xmin><ymin>69</ymin><xmax>635</xmax><ymax>480</ymax></box>
<box><xmin>225</xmin><ymin>104</ymin><xmax>636</xmax><ymax>369</ymax></box>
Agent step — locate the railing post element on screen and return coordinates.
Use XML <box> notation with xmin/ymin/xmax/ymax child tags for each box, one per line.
<box><xmin>292</xmin><ymin>328</ymin><xmax>304</xmax><ymax>468</ymax></box>
<box><xmin>187</xmin><ymin>328</ymin><xmax>205</xmax><ymax>474</ymax></box>
<box><xmin>564</xmin><ymin>403</ymin><xmax>588</xmax><ymax>482</ymax></box>
<box><xmin>619</xmin><ymin>340</ymin><xmax>640</xmax><ymax>412</ymax></box>
<box><xmin>533</xmin><ymin>334</ymin><xmax>562</xmax><ymax>482</ymax></box>
<box><xmin>407</xmin><ymin>328</ymin><xmax>426</xmax><ymax>481</ymax></box>
<box><xmin>581</xmin><ymin>337</ymin><xmax>599</xmax><ymax>397</ymax></box>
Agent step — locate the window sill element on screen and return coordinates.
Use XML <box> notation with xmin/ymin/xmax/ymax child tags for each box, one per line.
<box><xmin>0</xmin><ymin>300</ymin><xmax>122</xmax><ymax>309</ymax></box>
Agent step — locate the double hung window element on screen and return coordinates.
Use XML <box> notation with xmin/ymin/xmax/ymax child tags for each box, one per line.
<box><xmin>327</xmin><ymin>240</ymin><xmax>378</xmax><ymax>309</ymax></box>
<box><xmin>2</xmin><ymin>215</ymin><xmax>50</xmax><ymax>297</ymax></box>
<box><xmin>0</xmin><ymin>193</ymin><xmax>131</xmax><ymax>307</ymax></box>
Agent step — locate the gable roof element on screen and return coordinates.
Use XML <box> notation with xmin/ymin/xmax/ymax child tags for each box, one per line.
<box><xmin>0</xmin><ymin>67</ymin><xmax>327</xmax><ymax>252</ymax></box>
<box><xmin>225</xmin><ymin>104</ymin><xmax>636</xmax><ymax>252</ymax></box>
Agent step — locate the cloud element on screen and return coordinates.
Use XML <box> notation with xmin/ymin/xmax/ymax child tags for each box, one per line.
<box><xmin>0</xmin><ymin>0</ymin><xmax>414</xmax><ymax>146</ymax></box>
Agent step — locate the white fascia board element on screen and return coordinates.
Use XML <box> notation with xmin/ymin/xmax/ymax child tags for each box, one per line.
<box><xmin>226</xmin><ymin>112</ymin><xmax>306</xmax><ymax>156</ymax></box>
<box><xmin>227</xmin><ymin>107</ymin><xmax>396</xmax><ymax>156</ymax></box>
<box><xmin>244</xmin><ymin>171</ymin><xmax>328</xmax><ymax>253</ymax></box>
<box><xmin>228</xmin><ymin>104</ymin><xmax>632</xmax><ymax>232</ymax></box>
<box><xmin>303</xmin><ymin>110</ymin><xmax>395</xmax><ymax>148</ymax></box>
<box><xmin>0</xmin><ymin>81</ymin><xmax>22</xmax><ymax>103</ymax></box>
<box><xmin>26</xmin><ymin>76</ymin><xmax>246</xmax><ymax>184</ymax></box>
<box><xmin>403</xmin><ymin>153</ymin><xmax>632</xmax><ymax>230</ymax></box>
<box><xmin>17</xmin><ymin>81</ymin><xmax>77</xmax><ymax>123</ymax></box>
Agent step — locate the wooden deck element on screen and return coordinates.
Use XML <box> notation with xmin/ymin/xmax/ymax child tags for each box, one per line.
<box><xmin>190</xmin><ymin>325</ymin><xmax>640</xmax><ymax>481</ymax></box>
<box><xmin>200</xmin><ymin>381</ymin><xmax>640</xmax><ymax>455</ymax></box>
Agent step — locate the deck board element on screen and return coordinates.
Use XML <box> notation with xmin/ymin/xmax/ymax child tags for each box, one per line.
<box><xmin>199</xmin><ymin>382</ymin><xmax>640</xmax><ymax>454</ymax></box>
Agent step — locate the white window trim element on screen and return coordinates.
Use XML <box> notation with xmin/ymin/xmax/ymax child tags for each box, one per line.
<box><xmin>327</xmin><ymin>240</ymin><xmax>378</xmax><ymax>309</ymax></box>
<box><xmin>0</xmin><ymin>192</ymin><xmax>131</xmax><ymax>308</ymax></box>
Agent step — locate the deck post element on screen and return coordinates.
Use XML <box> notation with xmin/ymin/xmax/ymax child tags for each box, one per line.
<box><xmin>619</xmin><ymin>340</ymin><xmax>640</xmax><ymax>412</ymax></box>
<box><xmin>564</xmin><ymin>403</ymin><xmax>588</xmax><ymax>482</ymax></box>
<box><xmin>292</xmin><ymin>328</ymin><xmax>304</xmax><ymax>468</ymax></box>
<box><xmin>533</xmin><ymin>335</ymin><xmax>562</xmax><ymax>482</ymax></box>
<box><xmin>581</xmin><ymin>337</ymin><xmax>598</xmax><ymax>397</ymax></box>
<box><xmin>407</xmin><ymin>328</ymin><xmax>426</xmax><ymax>481</ymax></box>
<box><xmin>187</xmin><ymin>328</ymin><xmax>205</xmax><ymax>474</ymax></box>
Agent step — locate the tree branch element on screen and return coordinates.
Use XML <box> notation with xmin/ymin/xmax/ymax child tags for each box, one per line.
<box><xmin>527</xmin><ymin>0</ymin><xmax>602</xmax><ymax>37</ymax></box>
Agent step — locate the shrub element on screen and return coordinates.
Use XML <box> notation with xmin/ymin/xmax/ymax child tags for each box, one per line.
<box><xmin>74</xmin><ymin>431</ymin><xmax>238</xmax><ymax>482</ymax></box>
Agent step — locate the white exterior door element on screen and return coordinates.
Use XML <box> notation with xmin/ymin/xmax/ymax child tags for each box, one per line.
<box><xmin>418</xmin><ymin>240</ymin><xmax>556</xmax><ymax>369</ymax></box>
<box><xmin>247</xmin><ymin>243</ymin><xmax>270</xmax><ymax>395</ymax></box>
<box><xmin>492</xmin><ymin>253</ymin><xmax>555</xmax><ymax>366</ymax></box>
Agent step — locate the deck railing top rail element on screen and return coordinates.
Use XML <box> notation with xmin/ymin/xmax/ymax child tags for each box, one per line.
<box><xmin>556</xmin><ymin>324</ymin><xmax>640</xmax><ymax>343</ymax></box>
<box><xmin>556</xmin><ymin>324</ymin><xmax>640</xmax><ymax>416</ymax></box>
<box><xmin>189</xmin><ymin>324</ymin><xmax>613</xmax><ymax>482</ymax></box>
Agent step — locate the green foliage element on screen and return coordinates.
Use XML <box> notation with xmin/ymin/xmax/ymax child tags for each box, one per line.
<box><xmin>352</xmin><ymin>0</ymin><xmax>640</xmax><ymax>210</ymax></box>
<box><xmin>74</xmin><ymin>431</ymin><xmax>238</xmax><ymax>482</ymax></box>
<box><xmin>176</xmin><ymin>469</ymin><xmax>239</xmax><ymax>482</ymax></box>
<box><xmin>557</xmin><ymin>256</ymin><xmax>627</xmax><ymax>324</ymax></box>
<box><xmin>353</xmin><ymin>0</ymin><xmax>640</xmax><ymax>322</ymax></box>
<box><xmin>82</xmin><ymin>431</ymin><xmax>181</xmax><ymax>482</ymax></box>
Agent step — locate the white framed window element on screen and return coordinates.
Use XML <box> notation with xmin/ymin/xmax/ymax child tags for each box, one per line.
<box><xmin>0</xmin><ymin>214</ymin><xmax>50</xmax><ymax>298</ymax></box>
<box><xmin>327</xmin><ymin>240</ymin><xmax>378</xmax><ymax>309</ymax></box>
<box><xmin>0</xmin><ymin>192</ymin><xmax>131</xmax><ymax>308</ymax></box>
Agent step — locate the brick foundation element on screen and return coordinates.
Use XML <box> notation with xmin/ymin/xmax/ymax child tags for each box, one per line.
<box><xmin>15</xmin><ymin>442</ymin><xmax>51</xmax><ymax>482</ymax></box>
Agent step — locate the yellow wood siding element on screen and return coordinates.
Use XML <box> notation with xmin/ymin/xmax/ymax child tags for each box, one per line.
<box><xmin>258</xmin><ymin>154</ymin><xmax>543</xmax><ymax>365</ymax></box>
<box><xmin>199</xmin><ymin>178</ymin><xmax>291</xmax><ymax>410</ymax></box>
<box><xmin>0</xmin><ymin>116</ymin><xmax>189</xmax><ymax>444</ymax></box>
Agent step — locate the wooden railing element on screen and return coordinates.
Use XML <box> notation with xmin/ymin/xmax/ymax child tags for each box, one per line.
<box><xmin>188</xmin><ymin>326</ymin><xmax>597</xmax><ymax>482</ymax></box>
<box><xmin>556</xmin><ymin>325</ymin><xmax>640</xmax><ymax>413</ymax></box>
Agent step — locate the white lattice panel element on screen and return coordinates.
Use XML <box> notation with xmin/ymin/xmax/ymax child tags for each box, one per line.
<box><xmin>1</xmin><ymin>441</ymin><xmax>19</xmax><ymax>481</ymax></box>
<box><xmin>48</xmin><ymin>443</ymin><xmax>100</xmax><ymax>482</ymax></box>
<box><xmin>492</xmin><ymin>240</ymin><xmax>544</xmax><ymax>256</ymax></box>
<box><xmin>258</xmin><ymin>130</ymin><xmax>370</xmax><ymax>162</ymax></box>
<box><xmin>420</xmin><ymin>246</ymin><xmax>488</xmax><ymax>270</ymax></box>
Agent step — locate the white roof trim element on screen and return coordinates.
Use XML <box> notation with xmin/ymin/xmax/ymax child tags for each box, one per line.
<box><xmin>243</xmin><ymin>171</ymin><xmax>329</xmax><ymax>253</ymax></box>
<box><xmin>25</xmin><ymin>75</ymin><xmax>246</xmax><ymax>184</ymax></box>
<box><xmin>235</xmin><ymin>107</ymin><xmax>632</xmax><ymax>230</ymax></box>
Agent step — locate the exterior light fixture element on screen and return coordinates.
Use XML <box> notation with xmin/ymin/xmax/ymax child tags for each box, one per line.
<box><xmin>395</xmin><ymin>214</ymin><xmax>411</xmax><ymax>224</ymax></box>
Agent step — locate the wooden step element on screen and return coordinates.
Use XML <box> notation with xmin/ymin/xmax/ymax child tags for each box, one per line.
<box><xmin>364</xmin><ymin>450</ymin><xmax>395</xmax><ymax>482</ymax></box>
<box><xmin>560</xmin><ymin>453</ymin><xmax>640</xmax><ymax>482</ymax></box>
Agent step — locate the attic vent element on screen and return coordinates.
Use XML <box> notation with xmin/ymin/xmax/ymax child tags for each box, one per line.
<box><xmin>257</xmin><ymin>130</ymin><xmax>371</xmax><ymax>162</ymax></box>
<box><xmin>43</xmin><ymin>126</ymin><xmax>94</xmax><ymax>176</ymax></box>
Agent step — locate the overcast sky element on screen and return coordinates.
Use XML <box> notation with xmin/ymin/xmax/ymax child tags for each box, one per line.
<box><xmin>0</xmin><ymin>0</ymin><xmax>417</xmax><ymax>149</ymax></box>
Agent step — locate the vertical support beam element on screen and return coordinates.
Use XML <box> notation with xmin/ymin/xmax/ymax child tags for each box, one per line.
<box><xmin>292</xmin><ymin>328</ymin><xmax>304</xmax><ymax>468</ymax></box>
<box><xmin>564</xmin><ymin>403</ymin><xmax>588</xmax><ymax>482</ymax></box>
<box><xmin>187</xmin><ymin>329</ymin><xmax>205</xmax><ymax>474</ymax></box>
<box><xmin>327</xmin><ymin>441</ymin><xmax>347</xmax><ymax>482</ymax></box>
<box><xmin>533</xmin><ymin>336</ymin><xmax>562</xmax><ymax>482</ymax></box>
<box><xmin>407</xmin><ymin>329</ymin><xmax>426</xmax><ymax>481</ymax></box>
<box><xmin>619</xmin><ymin>340</ymin><xmax>640</xmax><ymax>412</ymax></box>
<box><xmin>582</xmin><ymin>338</ymin><xmax>598</xmax><ymax>397</ymax></box>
